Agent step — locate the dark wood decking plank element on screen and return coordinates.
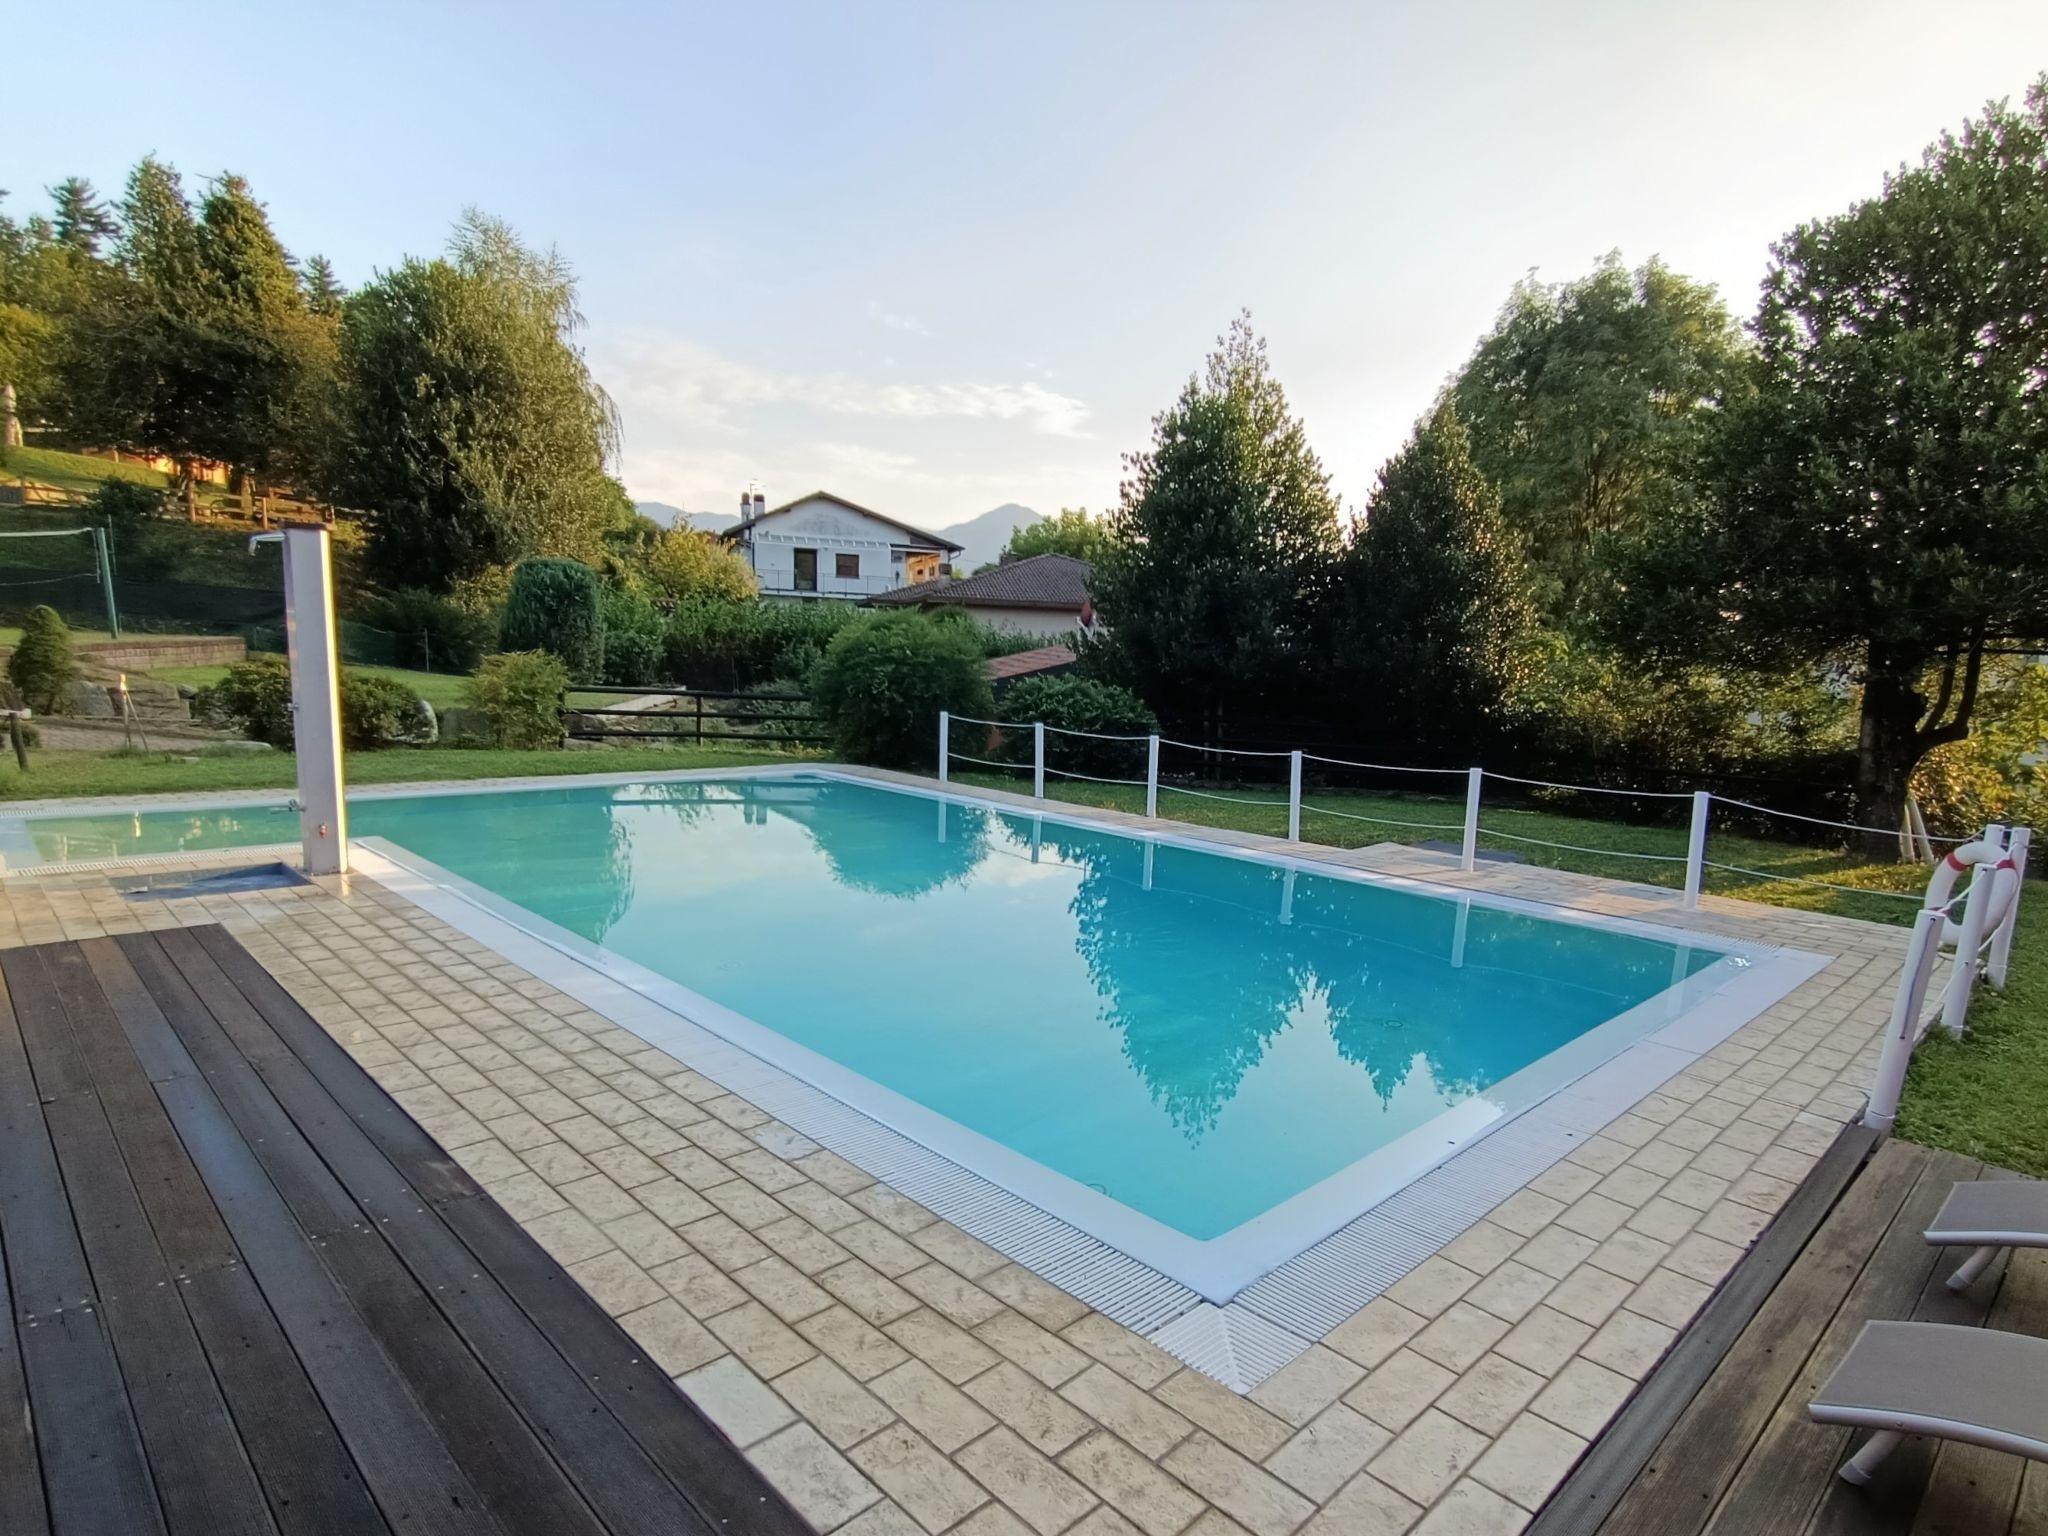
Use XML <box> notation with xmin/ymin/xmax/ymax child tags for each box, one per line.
<box><xmin>0</xmin><ymin>947</ymin><xmax>92</xmax><ymax>1102</ymax></box>
<box><xmin>0</xmin><ymin>1216</ymin><xmax>51</xmax><ymax>1535</ymax></box>
<box><xmin>41</xmin><ymin>941</ymin><xmax>238</xmax><ymax>1279</ymax></box>
<box><xmin>1582</xmin><ymin>1130</ymin><xmax>1922</xmax><ymax>1536</ymax></box>
<box><xmin>440</xmin><ymin>1194</ymin><xmax>816</xmax><ymax>1536</ymax></box>
<box><xmin>0</xmin><ymin>966</ymin><xmax>94</xmax><ymax>1314</ymax></box>
<box><xmin>191</xmin><ymin>923</ymin><xmax>807</xmax><ymax>1536</ymax></box>
<box><xmin>181</xmin><ymin>1263</ymin><xmax>394</xmax><ymax>1536</ymax></box>
<box><xmin>75</xmin><ymin>935</ymin><xmax>202</xmax><ymax>1084</ymax></box>
<box><xmin>0</xmin><ymin>958</ymin><xmax>163</xmax><ymax>1532</ymax></box>
<box><xmin>1703</xmin><ymin>1146</ymin><xmax>1985</xmax><ymax>1535</ymax></box>
<box><xmin>19</xmin><ymin>1305</ymin><xmax>167</xmax><ymax>1535</ymax></box>
<box><xmin>114</xmin><ymin>934</ymin><xmax>361</xmax><ymax>1239</ymax></box>
<box><xmin>1528</xmin><ymin>1121</ymin><xmax>1883</xmax><ymax>1536</ymax></box>
<box><xmin>150</xmin><ymin>1072</ymin><xmax>504</xmax><ymax>1536</ymax></box>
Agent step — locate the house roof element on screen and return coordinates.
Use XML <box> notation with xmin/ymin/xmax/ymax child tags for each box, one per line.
<box><xmin>718</xmin><ymin>490</ymin><xmax>964</xmax><ymax>553</ymax></box>
<box><xmin>987</xmin><ymin>645</ymin><xmax>1078</xmax><ymax>682</ymax></box>
<box><xmin>867</xmin><ymin>553</ymin><xmax>1092</xmax><ymax>612</ymax></box>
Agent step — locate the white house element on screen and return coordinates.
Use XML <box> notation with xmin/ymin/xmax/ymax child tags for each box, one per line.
<box><xmin>719</xmin><ymin>490</ymin><xmax>963</xmax><ymax>601</ymax></box>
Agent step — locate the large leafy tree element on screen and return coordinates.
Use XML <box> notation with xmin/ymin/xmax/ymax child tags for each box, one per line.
<box><xmin>334</xmin><ymin>210</ymin><xmax>628</xmax><ymax>588</ymax></box>
<box><xmin>1607</xmin><ymin>81</ymin><xmax>2048</xmax><ymax>841</ymax></box>
<box><xmin>999</xmin><ymin>507</ymin><xmax>1112</xmax><ymax>566</ymax></box>
<box><xmin>1332</xmin><ymin>403</ymin><xmax>1535</xmax><ymax>756</ymax></box>
<box><xmin>1091</xmin><ymin>314</ymin><xmax>1341</xmax><ymax>728</ymax></box>
<box><xmin>1452</xmin><ymin>254</ymin><xmax>1748</xmax><ymax>617</ymax></box>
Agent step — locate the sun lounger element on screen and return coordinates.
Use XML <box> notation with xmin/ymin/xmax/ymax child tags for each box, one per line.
<box><xmin>1809</xmin><ymin>1320</ymin><xmax>2048</xmax><ymax>1484</ymax></box>
<box><xmin>1925</xmin><ymin>1178</ymin><xmax>2048</xmax><ymax>1291</ymax></box>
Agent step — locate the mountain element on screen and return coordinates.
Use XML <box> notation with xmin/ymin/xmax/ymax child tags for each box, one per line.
<box><xmin>937</xmin><ymin>503</ymin><xmax>1042</xmax><ymax>571</ymax></box>
<box><xmin>635</xmin><ymin>500</ymin><xmax>738</xmax><ymax>535</ymax></box>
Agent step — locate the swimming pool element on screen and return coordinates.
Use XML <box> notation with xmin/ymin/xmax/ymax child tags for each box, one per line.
<box><xmin>2</xmin><ymin>772</ymin><xmax>1820</xmax><ymax>1299</ymax></box>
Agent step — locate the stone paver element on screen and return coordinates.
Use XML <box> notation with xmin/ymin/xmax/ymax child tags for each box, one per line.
<box><xmin>0</xmin><ymin>771</ymin><xmax>1911</xmax><ymax>1536</ymax></box>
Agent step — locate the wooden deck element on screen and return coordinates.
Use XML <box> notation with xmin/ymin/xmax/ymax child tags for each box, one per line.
<box><xmin>0</xmin><ymin>924</ymin><xmax>813</xmax><ymax>1536</ymax></box>
<box><xmin>1533</xmin><ymin>1127</ymin><xmax>2048</xmax><ymax>1536</ymax></box>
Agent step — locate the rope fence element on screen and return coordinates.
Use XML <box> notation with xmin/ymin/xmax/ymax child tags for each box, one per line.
<box><xmin>934</xmin><ymin>709</ymin><xmax>2037</xmax><ymax>915</ymax></box>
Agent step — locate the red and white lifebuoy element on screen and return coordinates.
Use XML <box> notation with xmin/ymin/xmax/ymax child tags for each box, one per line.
<box><xmin>1925</xmin><ymin>838</ymin><xmax>2020</xmax><ymax>946</ymax></box>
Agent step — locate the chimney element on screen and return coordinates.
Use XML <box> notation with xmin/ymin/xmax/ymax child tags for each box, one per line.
<box><xmin>753</xmin><ymin>491</ymin><xmax>766</xmax><ymax>519</ymax></box>
<box><xmin>740</xmin><ymin>488</ymin><xmax>751</xmax><ymax>519</ymax></box>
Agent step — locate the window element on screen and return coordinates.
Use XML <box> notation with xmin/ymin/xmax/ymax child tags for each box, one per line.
<box><xmin>835</xmin><ymin>552</ymin><xmax>861</xmax><ymax>580</ymax></box>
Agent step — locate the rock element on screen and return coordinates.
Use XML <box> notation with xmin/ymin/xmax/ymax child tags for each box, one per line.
<box><xmin>59</xmin><ymin>681</ymin><xmax>115</xmax><ymax>718</ymax></box>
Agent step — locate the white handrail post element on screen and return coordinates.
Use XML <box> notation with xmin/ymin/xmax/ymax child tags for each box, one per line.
<box><xmin>1287</xmin><ymin>750</ymin><xmax>1303</xmax><ymax>842</ymax></box>
<box><xmin>1460</xmin><ymin>768</ymin><xmax>1482</xmax><ymax>872</ymax></box>
<box><xmin>1683</xmin><ymin>791</ymin><xmax>1711</xmax><ymax>909</ymax></box>
<box><xmin>1865</xmin><ymin>906</ymin><xmax>1947</xmax><ymax>1132</ymax></box>
<box><xmin>937</xmin><ymin>711</ymin><xmax>950</xmax><ymax>783</ymax></box>
<box><xmin>1940</xmin><ymin>822</ymin><xmax>2002</xmax><ymax>1036</ymax></box>
<box><xmin>1145</xmin><ymin>735</ymin><xmax>1160</xmax><ymax>819</ymax></box>
<box><xmin>1988</xmin><ymin>825</ymin><xmax>2029</xmax><ymax>990</ymax></box>
<box><xmin>1032</xmin><ymin>721</ymin><xmax>1046</xmax><ymax>802</ymax></box>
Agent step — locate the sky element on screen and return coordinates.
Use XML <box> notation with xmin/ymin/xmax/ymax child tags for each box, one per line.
<box><xmin>12</xmin><ymin>2</ymin><xmax>2048</xmax><ymax>531</ymax></box>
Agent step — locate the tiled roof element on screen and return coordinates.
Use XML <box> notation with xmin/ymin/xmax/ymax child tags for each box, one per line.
<box><xmin>868</xmin><ymin>553</ymin><xmax>1091</xmax><ymax>611</ymax></box>
<box><xmin>987</xmin><ymin>645</ymin><xmax>1078</xmax><ymax>681</ymax></box>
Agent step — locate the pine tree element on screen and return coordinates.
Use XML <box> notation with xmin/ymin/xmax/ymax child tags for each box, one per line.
<box><xmin>1090</xmin><ymin>313</ymin><xmax>1340</xmax><ymax>729</ymax></box>
<box><xmin>117</xmin><ymin>157</ymin><xmax>201</xmax><ymax>302</ymax></box>
<box><xmin>48</xmin><ymin>178</ymin><xmax>118</xmax><ymax>256</ymax></box>
<box><xmin>301</xmin><ymin>254</ymin><xmax>344</xmax><ymax>316</ymax></box>
<box><xmin>1334</xmin><ymin>403</ymin><xmax>1535</xmax><ymax>756</ymax></box>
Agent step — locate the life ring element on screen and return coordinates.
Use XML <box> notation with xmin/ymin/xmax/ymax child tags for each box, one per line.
<box><xmin>1925</xmin><ymin>839</ymin><xmax>2020</xmax><ymax>946</ymax></box>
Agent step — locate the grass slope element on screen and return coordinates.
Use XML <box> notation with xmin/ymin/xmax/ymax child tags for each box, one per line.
<box><xmin>147</xmin><ymin>659</ymin><xmax>474</xmax><ymax>711</ymax></box>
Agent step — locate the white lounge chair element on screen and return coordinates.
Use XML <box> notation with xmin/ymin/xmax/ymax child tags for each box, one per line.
<box><xmin>1810</xmin><ymin>1320</ymin><xmax>2048</xmax><ymax>1484</ymax></box>
<box><xmin>1925</xmin><ymin>1178</ymin><xmax>2048</xmax><ymax>1291</ymax></box>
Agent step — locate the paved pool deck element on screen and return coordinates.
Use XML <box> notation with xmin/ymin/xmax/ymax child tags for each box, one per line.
<box><xmin>0</xmin><ymin>765</ymin><xmax>1924</xmax><ymax>1536</ymax></box>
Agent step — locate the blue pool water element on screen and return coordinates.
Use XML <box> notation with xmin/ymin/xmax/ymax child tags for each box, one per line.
<box><xmin>8</xmin><ymin>777</ymin><xmax>1726</xmax><ymax>1240</ymax></box>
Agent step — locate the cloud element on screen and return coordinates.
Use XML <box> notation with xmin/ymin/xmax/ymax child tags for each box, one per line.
<box><xmin>596</xmin><ymin>334</ymin><xmax>1092</xmax><ymax>439</ymax></box>
<box><xmin>866</xmin><ymin>299</ymin><xmax>932</xmax><ymax>337</ymax></box>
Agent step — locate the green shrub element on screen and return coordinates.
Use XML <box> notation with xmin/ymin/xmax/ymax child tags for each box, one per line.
<box><xmin>5</xmin><ymin>605</ymin><xmax>78</xmax><ymax>714</ymax></box>
<box><xmin>600</xmin><ymin>589</ymin><xmax>668</xmax><ymax>687</ymax></box>
<box><xmin>199</xmin><ymin>654</ymin><xmax>433</xmax><ymax>749</ymax></box>
<box><xmin>83</xmin><ymin>478</ymin><xmax>169</xmax><ymax>520</ymax></box>
<box><xmin>996</xmin><ymin>675</ymin><xmax>1157</xmax><ymax>777</ymax></box>
<box><xmin>500</xmin><ymin>558</ymin><xmax>603</xmax><ymax>680</ymax></box>
<box><xmin>811</xmin><ymin>612</ymin><xmax>993</xmax><ymax>768</ymax></box>
<box><xmin>357</xmin><ymin>588</ymin><xmax>495</xmax><ymax>673</ymax></box>
<box><xmin>342</xmin><ymin>674</ymin><xmax>435</xmax><ymax>749</ymax></box>
<box><xmin>465</xmin><ymin>650</ymin><xmax>570</xmax><ymax>749</ymax></box>
<box><xmin>663</xmin><ymin>597</ymin><xmax>866</xmax><ymax>690</ymax></box>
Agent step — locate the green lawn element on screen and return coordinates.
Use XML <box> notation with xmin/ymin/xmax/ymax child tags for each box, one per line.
<box><xmin>1</xmin><ymin>445</ymin><xmax>172</xmax><ymax>493</ymax></box>
<box><xmin>955</xmin><ymin>770</ymin><xmax>2044</xmax><ymax>1176</ymax></box>
<box><xmin>0</xmin><ymin>742</ymin><xmax>802</xmax><ymax>801</ymax></box>
<box><xmin>147</xmin><ymin>659</ymin><xmax>474</xmax><ymax>711</ymax></box>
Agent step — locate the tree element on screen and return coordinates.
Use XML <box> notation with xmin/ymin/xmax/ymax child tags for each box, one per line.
<box><xmin>1090</xmin><ymin>314</ymin><xmax>1340</xmax><ymax>729</ymax></box>
<box><xmin>1606</xmin><ymin>81</ymin><xmax>2048</xmax><ymax>841</ymax></box>
<box><xmin>1332</xmin><ymin>403</ymin><xmax>1535</xmax><ymax>756</ymax></box>
<box><xmin>6</xmin><ymin>606</ymin><xmax>77</xmax><ymax>713</ymax></box>
<box><xmin>500</xmin><ymin>557</ymin><xmax>605</xmax><ymax>680</ymax></box>
<box><xmin>301</xmin><ymin>254</ymin><xmax>344</xmax><ymax>316</ymax></box>
<box><xmin>1451</xmin><ymin>254</ymin><xmax>1748</xmax><ymax>617</ymax></box>
<box><xmin>643</xmin><ymin>527</ymin><xmax>759</xmax><ymax>602</ymax></box>
<box><xmin>811</xmin><ymin>612</ymin><xmax>993</xmax><ymax>768</ymax></box>
<box><xmin>48</xmin><ymin>178</ymin><xmax>117</xmax><ymax>256</ymax></box>
<box><xmin>1001</xmin><ymin>508</ymin><xmax>1112</xmax><ymax>565</ymax></box>
<box><xmin>333</xmin><ymin>210</ymin><xmax>626</xmax><ymax>588</ymax></box>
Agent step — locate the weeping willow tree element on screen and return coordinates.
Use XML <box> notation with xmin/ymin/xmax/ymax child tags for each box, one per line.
<box><xmin>333</xmin><ymin>210</ymin><xmax>628</xmax><ymax>589</ymax></box>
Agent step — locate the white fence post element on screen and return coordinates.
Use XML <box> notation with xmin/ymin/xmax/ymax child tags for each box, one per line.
<box><xmin>1032</xmin><ymin>721</ymin><xmax>1046</xmax><ymax>802</ymax></box>
<box><xmin>1988</xmin><ymin>825</ymin><xmax>2030</xmax><ymax>990</ymax></box>
<box><xmin>1864</xmin><ymin>905</ymin><xmax>1948</xmax><ymax>1132</ymax></box>
<box><xmin>1145</xmin><ymin>735</ymin><xmax>1160</xmax><ymax>819</ymax></box>
<box><xmin>938</xmin><ymin>711</ymin><xmax>950</xmax><ymax>783</ymax></box>
<box><xmin>1683</xmin><ymin>791</ymin><xmax>1711</xmax><ymax>909</ymax></box>
<box><xmin>1941</xmin><ymin>821</ymin><xmax>2003</xmax><ymax>1036</ymax></box>
<box><xmin>1287</xmin><ymin>751</ymin><xmax>1303</xmax><ymax>842</ymax></box>
<box><xmin>1461</xmin><ymin>768</ymin><xmax>1482</xmax><ymax>872</ymax></box>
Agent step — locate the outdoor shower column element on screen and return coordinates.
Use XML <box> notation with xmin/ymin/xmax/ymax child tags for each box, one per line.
<box><xmin>279</xmin><ymin>525</ymin><xmax>348</xmax><ymax>875</ymax></box>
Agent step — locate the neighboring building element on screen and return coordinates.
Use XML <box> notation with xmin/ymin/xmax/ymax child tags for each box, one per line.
<box><xmin>987</xmin><ymin>645</ymin><xmax>1078</xmax><ymax>687</ymax></box>
<box><xmin>719</xmin><ymin>490</ymin><xmax>962</xmax><ymax>600</ymax></box>
<box><xmin>865</xmin><ymin>552</ymin><xmax>1096</xmax><ymax>637</ymax></box>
